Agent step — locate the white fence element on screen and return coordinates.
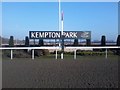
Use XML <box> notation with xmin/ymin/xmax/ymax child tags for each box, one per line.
<box><xmin>0</xmin><ymin>46</ymin><xmax>120</xmax><ymax>60</ymax></box>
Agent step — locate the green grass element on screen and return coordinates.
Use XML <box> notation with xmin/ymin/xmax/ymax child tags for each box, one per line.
<box><xmin>2</xmin><ymin>54</ymin><xmax>119</xmax><ymax>61</ymax></box>
<box><xmin>2</xmin><ymin>49</ymin><xmax>119</xmax><ymax>60</ymax></box>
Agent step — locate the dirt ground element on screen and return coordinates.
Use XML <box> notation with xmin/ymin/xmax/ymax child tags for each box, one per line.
<box><xmin>2</xmin><ymin>56</ymin><xmax>119</xmax><ymax>88</ymax></box>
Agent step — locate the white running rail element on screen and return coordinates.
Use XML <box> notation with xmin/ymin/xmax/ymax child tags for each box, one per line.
<box><xmin>0</xmin><ymin>46</ymin><xmax>119</xmax><ymax>60</ymax></box>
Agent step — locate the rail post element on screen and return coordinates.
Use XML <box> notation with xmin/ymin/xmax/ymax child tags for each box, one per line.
<box><xmin>55</xmin><ymin>49</ymin><xmax>58</xmax><ymax>59</ymax></box>
<box><xmin>74</xmin><ymin>49</ymin><xmax>76</xmax><ymax>59</ymax></box>
<box><xmin>105</xmin><ymin>48</ymin><xmax>107</xmax><ymax>59</ymax></box>
<box><xmin>32</xmin><ymin>49</ymin><xmax>34</xmax><ymax>60</ymax></box>
<box><xmin>11</xmin><ymin>49</ymin><xmax>13</xmax><ymax>60</ymax></box>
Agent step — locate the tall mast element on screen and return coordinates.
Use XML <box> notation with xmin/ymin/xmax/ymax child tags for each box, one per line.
<box><xmin>59</xmin><ymin>0</ymin><xmax>61</xmax><ymax>32</ymax></box>
<box><xmin>61</xmin><ymin>10</ymin><xmax>64</xmax><ymax>35</ymax></box>
<box><xmin>59</xmin><ymin>0</ymin><xmax>64</xmax><ymax>59</ymax></box>
<box><xmin>61</xmin><ymin>10</ymin><xmax>64</xmax><ymax>59</ymax></box>
<box><xmin>58</xmin><ymin>0</ymin><xmax>61</xmax><ymax>47</ymax></box>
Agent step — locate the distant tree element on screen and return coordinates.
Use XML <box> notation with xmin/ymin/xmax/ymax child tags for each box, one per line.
<box><xmin>101</xmin><ymin>35</ymin><xmax>106</xmax><ymax>46</ymax></box>
<box><xmin>86</xmin><ymin>39</ymin><xmax>91</xmax><ymax>46</ymax></box>
<box><xmin>22</xmin><ymin>39</ymin><xmax>25</xmax><ymax>45</ymax></box>
<box><xmin>73</xmin><ymin>39</ymin><xmax>78</xmax><ymax>46</ymax></box>
<box><xmin>9</xmin><ymin>36</ymin><xmax>14</xmax><ymax>47</ymax></box>
<box><xmin>33</xmin><ymin>39</ymin><xmax>35</xmax><ymax>46</ymax></box>
<box><xmin>117</xmin><ymin>35</ymin><xmax>120</xmax><ymax>46</ymax></box>
<box><xmin>101</xmin><ymin>35</ymin><xmax>106</xmax><ymax>51</ymax></box>
<box><xmin>38</xmin><ymin>39</ymin><xmax>44</xmax><ymax>46</ymax></box>
<box><xmin>116</xmin><ymin>35</ymin><xmax>120</xmax><ymax>55</ymax></box>
<box><xmin>0</xmin><ymin>36</ymin><xmax>1</xmax><ymax>46</ymax></box>
<box><xmin>25</xmin><ymin>36</ymin><xmax>29</xmax><ymax>47</ymax></box>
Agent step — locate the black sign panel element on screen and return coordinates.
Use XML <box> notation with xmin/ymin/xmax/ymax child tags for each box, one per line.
<box><xmin>29</xmin><ymin>31</ymin><xmax>91</xmax><ymax>39</ymax></box>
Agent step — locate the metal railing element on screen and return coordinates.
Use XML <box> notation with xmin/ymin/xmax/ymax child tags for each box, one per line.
<box><xmin>0</xmin><ymin>46</ymin><xmax>119</xmax><ymax>60</ymax></box>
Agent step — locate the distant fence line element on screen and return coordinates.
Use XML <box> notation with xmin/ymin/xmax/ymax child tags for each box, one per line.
<box><xmin>1</xmin><ymin>34</ymin><xmax>120</xmax><ymax>47</ymax></box>
<box><xmin>1</xmin><ymin>42</ymin><xmax>117</xmax><ymax>46</ymax></box>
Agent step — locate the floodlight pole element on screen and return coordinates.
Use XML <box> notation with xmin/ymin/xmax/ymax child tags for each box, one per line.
<box><xmin>61</xmin><ymin>11</ymin><xmax>64</xmax><ymax>59</ymax></box>
<box><xmin>59</xmin><ymin>0</ymin><xmax>64</xmax><ymax>59</ymax></box>
<box><xmin>59</xmin><ymin>0</ymin><xmax>61</xmax><ymax>47</ymax></box>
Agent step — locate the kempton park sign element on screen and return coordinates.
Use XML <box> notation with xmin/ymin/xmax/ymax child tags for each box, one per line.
<box><xmin>29</xmin><ymin>31</ymin><xmax>91</xmax><ymax>39</ymax></box>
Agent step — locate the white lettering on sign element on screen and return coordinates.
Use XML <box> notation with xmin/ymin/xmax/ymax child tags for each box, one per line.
<box><xmin>63</xmin><ymin>32</ymin><xmax>78</xmax><ymax>38</ymax></box>
<box><xmin>65</xmin><ymin>32</ymin><xmax>69</xmax><ymax>38</ymax></box>
<box><xmin>51</xmin><ymin>32</ymin><xmax>54</xmax><ymax>38</ymax></box>
<box><xmin>31</xmin><ymin>32</ymin><xmax>61</xmax><ymax>38</ymax></box>
<box><xmin>70</xmin><ymin>32</ymin><xmax>74</xmax><ymax>38</ymax></box>
<box><xmin>56</xmin><ymin>32</ymin><xmax>60</xmax><ymax>38</ymax></box>
<box><xmin>30</xmin><ymin>31</ymin><xmax>91</xmax><ymax>39</ymax></box>
<box><xmin>39</xmin><ymin>32</ymin><xmax>44</xmax><ymax>38</ymax></box>
<box><xmin>36</xmin><ymin>32</ymin><xmax>39</xmax><ymax>38</ymax></box>
<box><xmin>73</xmin><ymin>32</ymin><xmax>77</xmax><ymax>38</ymax></box>
<box><xmin>31</xmin><ymin>32</ymin><xmax>35</xmax><ymax>38</ymax></box>
<box><xmin>45</xmin><ymin>32</ymin><xmax>48</xmax><ymax>38</ymax></box>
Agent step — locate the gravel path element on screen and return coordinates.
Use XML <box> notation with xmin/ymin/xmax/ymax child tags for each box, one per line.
<box><xmin>2</xmin><ymin>56</ymin><xmax>118</xmax><ymax>88</ymax></box>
